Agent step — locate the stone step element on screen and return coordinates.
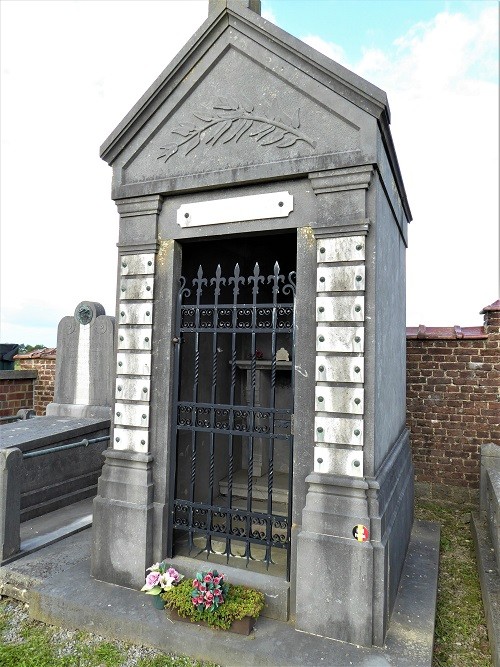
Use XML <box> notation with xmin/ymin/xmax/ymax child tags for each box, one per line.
<box><xmin>218</xmin><ymin>469</ymin><xmax>289</xmax><ymax>504</ymax></box>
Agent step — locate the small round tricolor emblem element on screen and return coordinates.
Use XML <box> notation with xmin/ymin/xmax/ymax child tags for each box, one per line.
<box><xmin>352</xmin><ymin>525</ymin><xmax>369</xmax><ymax>542</ymax></box>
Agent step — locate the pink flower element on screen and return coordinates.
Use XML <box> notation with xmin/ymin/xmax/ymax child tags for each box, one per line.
<box><xmin>213</xmin><ymin>576</ymin><xmax>221</xmax><ymax>585</ymax></box>
<box><xmin>214</xmin><ymin>588</ymin><xmax>222</xmax><ymax>597</ymax></box>
<box><xmin>192</xmin><ymin>579</ymin><xmax>199</xmax><ymax>589</ymax></box>
<box><xmin>143</xmin><ymin>572</ymin><xmax>161</xmax><ymax>590</ymax></box>
<box><xmin>205</xmin><ymin>591</ymin><xmax>214</xmax><ymax>602</ymax></box>
<box><xmin>168</xmin><ymin>567</ymin><xmax>181</xmax><ymax>582</ymax></box>
<box><xmin>204</xmin><ymin>574</ymin><xmax>213</xmax><ymax>583</ymax></box>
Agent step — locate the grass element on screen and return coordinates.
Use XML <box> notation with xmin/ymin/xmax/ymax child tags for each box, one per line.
<box><xmin>0</xmin><ymin>598</ymin><xmax>218</xmax><ymax>667</ymax></box>
<box><xmin>414</xmin><ymin>499</ymin><xmax>491</xmax><ymax>666</ymax></box>
<box><xmin>0</xmin><ymin>498</ymin><xmax>492</xmax><ymax>666</ymax></box>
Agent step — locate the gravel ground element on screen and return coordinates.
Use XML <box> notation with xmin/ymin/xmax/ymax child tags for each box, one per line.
<box><xmin>0</xmin><ymin>597</ymin><xmax>213</xmax><ymax>667</ymax></box>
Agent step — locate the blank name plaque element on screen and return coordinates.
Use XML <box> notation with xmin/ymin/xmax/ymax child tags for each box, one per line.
<box><xmin>177</xmin><ymin>191</ymin><xmax>293</xmax><ymax>227</ymax></box>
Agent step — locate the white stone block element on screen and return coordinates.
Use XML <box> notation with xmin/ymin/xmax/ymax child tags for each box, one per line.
<box><xmin>317</xmin><ymin>236</ymin><xmax>366</xmax><ymax>262</ymax></box>
<box><xmin>315</xmin><ymin>386</ymin><xmax>364</xmax><ymax>414</ymax></box>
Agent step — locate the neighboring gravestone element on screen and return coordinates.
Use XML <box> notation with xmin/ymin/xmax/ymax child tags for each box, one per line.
<box><xmin>46</xmin><ymin>302</ymin><xmax>115</xmax><ymax>419</ymax></box>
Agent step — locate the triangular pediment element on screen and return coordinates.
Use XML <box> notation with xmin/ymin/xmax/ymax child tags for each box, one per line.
<box><xmin>102</xmin><ymin>2</ymin><xmax>397</xmax><ymax>198</ymax></box>
<box><xmin>122</xmin><ymin>45</ymin><xmax>369</xmax><ymax>188</ymax></box>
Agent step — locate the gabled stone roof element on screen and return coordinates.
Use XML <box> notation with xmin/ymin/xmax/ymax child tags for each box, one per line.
<box><xmin>100</xmin><ymin>0</ymin><xmax>410</xmax><ymax>219</ymax></box>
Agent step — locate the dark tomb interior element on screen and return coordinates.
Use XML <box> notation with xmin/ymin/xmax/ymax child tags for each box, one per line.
<box><xmin>169</xmin><ymin>232</ymin><xmax>297</xmax><ymax>577</ymax></box>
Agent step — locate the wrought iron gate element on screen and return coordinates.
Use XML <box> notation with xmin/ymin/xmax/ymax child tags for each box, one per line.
<box><xmin>168</xmin><ymin>261</ymin><xmax>295</xmax><ymax>578</ymax></box>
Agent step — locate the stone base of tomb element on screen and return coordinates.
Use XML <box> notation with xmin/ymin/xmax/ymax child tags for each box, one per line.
<box><xmin>90</xmin><ymin>449</ymin><xmax>154</xmax><ymax>589</ymax></box>
<box><xmin>295</xmin><ymin>429</ymin><xmax>414</xmax><ymax>647</ymax></box>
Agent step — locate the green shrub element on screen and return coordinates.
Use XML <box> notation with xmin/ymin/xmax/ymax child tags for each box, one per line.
<box><xmin>161</xmin><ymin>579</ymin><xmax>265</xmax><ymax>630</ymax></box>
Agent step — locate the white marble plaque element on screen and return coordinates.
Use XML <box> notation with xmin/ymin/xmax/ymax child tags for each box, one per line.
<box><xmin>119</xmin><ymin>277</ymin><xmax>154</xmax><ymax>300</ymax></box>
<box><xmin>316</xmin><ymin>326</ymin><xmax>364</xmax><ymax>353</ymax></box>
<box><xmin>315</xmin><ymin>386</ymin><xmax>364</xmax><ymax>414</ymax></box>
<box><xmin>177</xmin><ymin>191</ymin><xmax>293</xmax><ymax>228</ymax></box>
<box><xmin>314</xmin><ymin>415</ymin><xmax>363</xmax><ymax>445</ymax></box>
<box><xmin>117</xmin><ymin>327</ymin><xmax>152</xmax><ymax>351</ymax></box>
<box><xmin>115</xmin><ymin>378</ymin><xmax>151</xmax><ymax>401</ymax></box>
<box><xmin>317</xmin><ymin>236</ymin><xmax>366</xmax><ymax>263</ymax></box>
<box><xmin>120</xmin><ymin>254</ymin><xmax>155</xmax><ymax>276</ymax></box>
<box><xmin>317</xmin><ymin>266</ymin><xmax>365</xmax><ymax>292</ymax></box>
<box><xmin>316</xmin><ymin>296</ymin><xmax>364</xmax><ymax>322</ymax></box>
<box><xmin>113</xmin><ymin>427</ymin><xmax>149</xmax><ymax>453</ymax></box>
<box><xmin>314</xmin><ymin>446</ymin><xmax>364</xmax><ymax>477</ymax></box>
<box><xmin>117</xmin><ymin>352</ymin><xmax>152</xmax><ymax>376</ymax></box>
<box><xmin>315</xmin><ymin>355</ymin><xmax>364</xmax><ymax>383</ymax></box>
<box><xmin>114</xmin><ymin>403</ymin><xmax>150</xmax><ymax>427</ymax></box>
<box><xmin>118</xmin><ymin>303</ymin><xmax>153</xmax><ymax>325</ymax></box>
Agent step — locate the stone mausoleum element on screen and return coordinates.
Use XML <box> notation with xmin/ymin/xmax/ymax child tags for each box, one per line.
<box><xmin>91</xmin><ymin>0</ymin><xmax>413</xmax><ymax>647</ymax></box>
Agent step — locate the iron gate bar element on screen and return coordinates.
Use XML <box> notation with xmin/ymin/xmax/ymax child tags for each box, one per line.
<box><xmin>172</xmin><ymin>500</ymin><xmax>288</xmax><ymax>547</ymax></box>
<box><xmin>225</xmin><ymin>263</ymin><xmax>244</xmax><ymax>558</ymax></box>
<box><xmin>169</xmin><ymin>261</ymin><xmax>295</xmax><ymax>578</ymax></box>
<box><xmin>176</xmin><ymin>401</ymin><xmax>292</xmax><ymax>437</ymax></box>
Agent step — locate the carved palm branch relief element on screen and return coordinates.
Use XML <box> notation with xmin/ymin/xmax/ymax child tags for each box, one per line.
<box><xmin>157</xmin><ymin>97</ymin><xmax>316</xmax><ymax>163</ymax></box>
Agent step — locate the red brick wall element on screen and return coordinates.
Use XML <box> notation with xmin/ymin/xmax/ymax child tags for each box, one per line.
<box><xmin>3</xmin><ymin>308</ymin><xmax>498</xmax><ymax>500</ymax></box>
<box><xmin>0</xmin><ymin>373</ymin><xmax>36</xmax><ymax>417</ymax></box>
<box><xmin>15</xmin><ymin>351</ymin><xmax>56</xmax><ymax>416</ymax></box>
<box><xmin>406</xmin><ymin>301</ymin><xmax>500</xmax><ymax>502</ymax></box>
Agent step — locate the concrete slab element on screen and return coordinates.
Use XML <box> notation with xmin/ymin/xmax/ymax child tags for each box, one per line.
<box><xmin>0</xmin><ymin>416</ymin><xmax>109</xmax><ymax>451</ymax></box>
<box><xmin>11</xmin><ymin>519</ymin><xmax>439</xmax><ymax>666</ymax></box>
<box><xmin>0</xmin><ymin>530</ymin><xmax>91</xmax><ymax>602</ymax></box>
<box><xmin>472</xmin><ymin>512</ymin><xmax>500</xmax><ymax>666</ymax></box>
<box><xmin>1</xmin><ymin>497</ymin><xmax>94</xmax><ymax>568</ymax></box>
<box><xmin>19</xmin><ymin>498</ymin><xmax>93</xmax><ymax>555</ymax></box>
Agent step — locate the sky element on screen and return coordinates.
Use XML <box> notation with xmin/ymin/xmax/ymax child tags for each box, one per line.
<box><xmin>0</xmin><ymin>0</ymin><xmax>498</xmax><ymax>347</ymax></box>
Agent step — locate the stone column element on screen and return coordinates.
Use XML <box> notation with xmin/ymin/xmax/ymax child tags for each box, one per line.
<box><xmin>91</xmin><ymin>195</ymin><xmax>162</xmax><ymax>588</ymax></box>
<box><xmin>0</xmin><ymin>448</ymin><xmax>22</xmax><ymax>562</ymax></box>
<box><xmin>295</xmin><ymin>166</ymin><xmax>413</xmax><ymax>647</ymax></box>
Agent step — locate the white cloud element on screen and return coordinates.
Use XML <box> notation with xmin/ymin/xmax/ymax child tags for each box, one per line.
<box><xmin>0</xmin><ymin>0</ymin><xmax>207</xmax><ymax>347</ymax></box>
<box><xmin>0</xmin><ymin>2</ymin><xmax>497</xmax><ymax>346</ymax></box>
<box><xmin>262</xmin><ymin>7</ymin><xmax>278</xmax><ymax>24</ymax></box>
<box><xmin>300</xmin><ymin>35</ymin><xmax>349</xmax><ymax>66</ymax></box>
<box><xmin>301</xmin><ymin>6</ymin><xmax>499</xmax><ymax>326</ymax></box>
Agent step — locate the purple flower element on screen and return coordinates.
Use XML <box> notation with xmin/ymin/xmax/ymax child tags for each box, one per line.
<box><xmin>143</xmin><ymin>571</ymin><xmax>161</xmax><ymax>590</ymax></box>
<box><xmin>167</xmin><ymin>567</ymin><xmax>181</xmax><ymax>583</ymax></box>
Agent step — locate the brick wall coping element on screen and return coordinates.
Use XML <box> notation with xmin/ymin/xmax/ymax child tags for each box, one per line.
<box><xmin>0</xmin><ymin>370</ymin><xmax>38</xmax><ymax>380</ymax></box>
<box><xmin>406</xmin><ymin>325</ymin><xmax>488</xmax><ymax>340</ymax></box>
<box><xmin>481</xmin><ymin>299</ymin><xmax>500</xmax><ymax>313</ymax></box>
<box><xmin>14</xmin><ymin>347</ymin><xmax>56</xmax><ymax>360</ymax></box>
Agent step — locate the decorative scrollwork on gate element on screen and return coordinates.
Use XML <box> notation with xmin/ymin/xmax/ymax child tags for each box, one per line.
<box><xmin>170</xmin><ymin>260</ymin><xmax>295</xmax><ymax>578</ymax></box>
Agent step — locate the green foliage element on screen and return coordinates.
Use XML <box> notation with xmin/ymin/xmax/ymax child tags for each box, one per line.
<box><xmin>136</xmin><ymin>656</ymin><xmax>217</xmax><ymax>667</ymax></box>
<box><xmin>415</xmin><ymin>500</ymin><xmax>490</xmax><ymax>666</ymax></box>
<box><xmin>0</xmin><ymin>598</ymin><xmax>219</xmax><ymax>667</ymax></box>
<box><xmin>162</xmin><ymin>579</ymin><xmax>265</xmax><ymax>630</ymax></box>
<box><xmin>0</xmin><ymin>615</ymin><xmax>124</xmax><ymax>667</ymax></box>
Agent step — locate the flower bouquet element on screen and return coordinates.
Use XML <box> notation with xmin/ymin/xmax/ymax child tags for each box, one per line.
<box><xmin>161</xmin><ymin>568</ymin><xmax>265</xmax><ymax>634</ymax></box>
<box><xmin>141</xmin><ymin>561</ymin><xmax>183</xmax><ymax>608</ymax></box>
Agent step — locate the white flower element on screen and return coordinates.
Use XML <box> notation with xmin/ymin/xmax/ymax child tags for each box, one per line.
<box><xmin>146</xmin><ymin>562</ymin><xmax>161</xmax><ymax>572</ymax></box>
<box><xmin>159</xmin><ymin>573</ymin><xmax>176</xmax><ymax>591</ymax></box>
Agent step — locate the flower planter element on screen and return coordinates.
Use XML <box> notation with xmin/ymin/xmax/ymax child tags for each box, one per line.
<box><xmin>151</xmin><ymin>595</ymin><xmax>166</xmax><ymax>610</ymax></box>
<box><xmin>169</xmin><ymin>608</ymin><xmax>256</xmax><ymax>635</ymax></box>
